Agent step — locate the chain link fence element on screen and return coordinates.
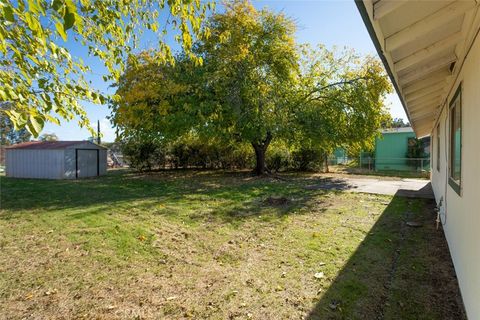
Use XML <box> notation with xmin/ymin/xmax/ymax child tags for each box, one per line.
<box><xmin>328</xmin><ymin>153</ymin><xmax>431</xmax><ymax>175</ymax></box>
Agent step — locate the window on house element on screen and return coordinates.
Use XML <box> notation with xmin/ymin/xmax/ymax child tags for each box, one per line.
<box><xmin>436</xmin><ymin>123</ymin><xmax>440</xmax><ymax>171</ymax></box>
<box><xmin>449</xmin><ymin>86</ymin><xmax>462</xmax><ymax>194</ymax></box>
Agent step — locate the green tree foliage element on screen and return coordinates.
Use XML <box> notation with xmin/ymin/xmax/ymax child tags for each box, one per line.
<box><xmin>112</xmin><ymin>1</ymin><xmax>393</xmax><ymax>175</ymax></box>
<box><xmin>406</xmin><ymin>137</ymin><xmax>428</xmax><ymax>169</ymax></box>
<box><xmin>265</xmin><ymin>141</ymin><xmax>292</xmax><ymax>173</ymax></box>
<box><xmin>1</xmin><ymin>103</ymin><xmax>31</xmax><ymax>145</ymax></box>
<box><xmin>121</xmin><ymin>133</ymin><xmax>254</xmax><ymax>171</ymax></box>
<box><xmin>0</xmin><ymin>0</ymin><xmax>212</xmax><ymax>136</ymax></box>
<box><xmin>381</xmin><ymin>117</ymin><xmax>410</xmax><ymax>128</ymax></box>
<box><xmin>291</xmin><ymin>147</ymin><xmax>324</xmax><ymax>172</ymax></box>
<box><xmin>121</xmin><ymin>136</ymin><xmax>166</xmax><ymax>171</ymax></box>
<box><xmin>292</xmin><ymin>44</ymin><xmax>393</xmax><ymax>170</ymax></box>
<box><xmin>192</xmin><ymin>1</ymin><xmax>299</xmax><ymax>174</ymax></box>
<box><xmin>111</xmin><ymin>52</ymin><xmax>194</xmax><ymax>142</ymax></box>
<box><xmin>39</xmin><ymin>132</ymin><xmax>58</xmax><ymax>141</ymax></box>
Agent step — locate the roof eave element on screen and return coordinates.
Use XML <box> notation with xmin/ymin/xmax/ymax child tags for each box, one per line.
<box><xmin>355</xmin><ymin>0</ymin><xmax>416</xmax><ymax>135</ymax></box>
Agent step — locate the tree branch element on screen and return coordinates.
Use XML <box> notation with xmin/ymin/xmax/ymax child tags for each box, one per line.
<box><xmin>293</xmin><ymin>76</ymin><xmax>370</xmax><ymax>110</ymax></box>
<box><xmin>316</xmin><ymin>77</ymin><xmax>369</xmax><ymax>91</ymax></box>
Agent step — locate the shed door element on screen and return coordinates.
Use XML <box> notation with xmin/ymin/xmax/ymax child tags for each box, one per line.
<box><xmin>77</xmin><ymin>149</ymin><xmax>98</xmax><ymax>178</ymax></box>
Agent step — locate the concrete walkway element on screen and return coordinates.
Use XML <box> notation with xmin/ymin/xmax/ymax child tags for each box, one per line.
<box><xmin>305</xmin><ymin>175</ymin><xmax>434</xmax><ymax>199</ymax></box>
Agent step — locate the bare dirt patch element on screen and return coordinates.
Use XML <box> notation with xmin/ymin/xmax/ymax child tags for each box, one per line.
<box><xmin>263</xmin><ymin>196</ymin><xmax>289</xmax><ymax>206</ymax></box>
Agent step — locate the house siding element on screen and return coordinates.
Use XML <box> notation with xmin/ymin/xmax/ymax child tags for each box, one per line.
<box><xmin>431</xmin><ymin>34</ymin><xmax>480</xmax><ymax>319</ymax></box>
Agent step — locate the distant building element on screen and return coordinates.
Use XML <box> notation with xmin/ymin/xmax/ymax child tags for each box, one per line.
<box><xmin>374</xmin><ymin>127</ymin><xmax>429</xmax><ymax>171</ymax></box>
<box><xmin>6</xmin><ymin>141</ymin><xmax>107</xmax><ymax>179</ymax></box>
<box><xmin>332</xmin><ymin>148</ymin><xmax>349</xmax><ymax>164</ymax></box>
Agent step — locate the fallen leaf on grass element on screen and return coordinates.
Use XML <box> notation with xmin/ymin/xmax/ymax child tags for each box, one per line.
<box><xmin>44</xmin><ymin>289</ymin><xmax>58</xmax><ymax>296</ymax></box>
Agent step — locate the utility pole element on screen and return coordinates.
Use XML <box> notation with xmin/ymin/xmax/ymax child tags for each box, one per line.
<box><xmin>97</xmin><ymin>120</ymin><xmax>101</xmax><ymax>144</ymax></box>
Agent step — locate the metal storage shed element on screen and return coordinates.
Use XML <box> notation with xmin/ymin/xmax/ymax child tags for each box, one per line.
<box><xmin>5</xmin><ymin>141</ymin><xmax>107</xmax><ymax>179</ymax></box>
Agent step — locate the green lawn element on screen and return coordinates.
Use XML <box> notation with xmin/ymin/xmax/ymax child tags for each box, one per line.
<box><xmin>0</xmin><ymin>170</ymin><xmax>463</xmax><ymax>319</ymax></box>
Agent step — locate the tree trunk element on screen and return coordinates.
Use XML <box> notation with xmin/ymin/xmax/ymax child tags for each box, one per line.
<box><xmin>324</xmin><ymin>153</ymin><xmax>329</xmax><ymax>173</ymax></box>
<box><xmin>253</xmin><ymin>144</ymin><xmax>267</xmax><ymax>175</ymax></box>
<box><xmin>252</xmin><ymin>132</ymin><xmax>272</xmax><ymax>175</ymax></box>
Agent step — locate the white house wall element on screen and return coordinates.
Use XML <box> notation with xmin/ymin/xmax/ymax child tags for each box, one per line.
<box><xmin>431</xmin><ymin>33</ymin><xmax>480</xmax><ymax>319</ymax></box>
<box><xmin>6</xmin><ymin>149</ymin><xmax>65</xmax><ymax>179</ymax></box>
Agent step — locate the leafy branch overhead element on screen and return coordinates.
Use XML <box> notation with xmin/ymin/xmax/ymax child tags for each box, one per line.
<box><xmin>0</xmin><ymin>0</ymin><xmax>213</xmax><ymax>136</ymax></box>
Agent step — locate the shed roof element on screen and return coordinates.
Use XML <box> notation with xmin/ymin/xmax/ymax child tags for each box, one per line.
<box><xmin>6</xmin><ymin>141</ymin><xmax>107</xmax><ymax>150</ymax></box>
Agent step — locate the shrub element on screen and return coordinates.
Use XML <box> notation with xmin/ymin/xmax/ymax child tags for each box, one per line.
<box><xmin>121</xmin><ymin>139</ymin><xmax>165</xmax><ymax>171</ymax></box>
<box><xmin>292</xmin><ymin>147</ymin><xmax>324</xmax><ymax>171</ymax></box>
<box><xmin>266</xmin><ymin>144</ymin><xmax>292</xmax><ymax>172</ymax></box>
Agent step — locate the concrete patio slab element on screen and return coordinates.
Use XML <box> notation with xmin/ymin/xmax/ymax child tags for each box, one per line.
<box><xmin>305</xmin><ymin>175</ymin><xmax>434</xmax><ymax>199</ymax></box>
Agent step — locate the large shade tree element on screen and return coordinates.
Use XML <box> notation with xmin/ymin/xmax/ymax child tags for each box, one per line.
<box><xmin>292</xmin><ymin>44</ymin><xmax>392</xmax><ymax>170</ymax></box>
<box><xmin>191</xmin><ymin>1</ymin><xmax>392</xmax><ymax>174</ymax></box>
<box><xmin>112</xmin><ymin>0</ymin><xmax>393</xmax><ymax>175</ymax></box>
<box><xmin>0</xmin><ymin>0</ymin><xmax>212</xmax><ymax>136</ymax></box>
<box><xmin>112</xmin><ymin>1</ymin><xmax>299</xmax><ymax>175</ymax></box>
<box><xmin>191</xmin><ymin>1</ymin><xmax>299</xmax><ymax>174</ymax></box>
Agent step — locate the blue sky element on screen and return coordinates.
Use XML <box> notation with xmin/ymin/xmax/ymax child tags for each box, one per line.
<box><xmin>41</xmin><ymin>0</ymin><xmax>407</xmax><ymax>142</ymax></box>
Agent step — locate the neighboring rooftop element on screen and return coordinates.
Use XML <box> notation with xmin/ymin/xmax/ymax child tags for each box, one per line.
<box><xmin>6</xmin><ymin>141</ymin><xmax>106</xmax><ymax>150</ymax></box>
<box><xmin>381</xmin><ymin>127</ymin><xmax>414</xmax><ymax>134</ymax></box>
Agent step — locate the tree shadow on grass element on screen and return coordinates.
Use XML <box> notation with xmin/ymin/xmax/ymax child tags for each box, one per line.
<box><xmin>0</xmin><ymin>170</ymin><xmax>331</xmax><ymax>224</ymax></box>
<box><xmin>0</xmin><ymin>170</ymin><xmax>237</xmax><ymax>211</ymax></box>
<box><xmin>305</xmin><ymin>192</ymin><xmax>466</xmax><ymax>320</ymax></box>
<box><xmin>303</xmin><ymin>177</ymin><xmax>357</xmax><ymax>192</ymax></box>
